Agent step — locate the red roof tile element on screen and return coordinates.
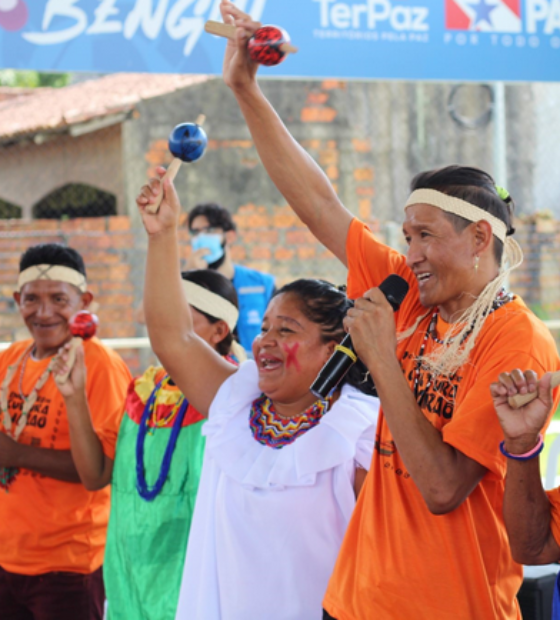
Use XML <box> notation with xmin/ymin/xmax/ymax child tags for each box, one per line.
<box><xmin>0</xmin><ymin>73</ymin><xmax>212</xmax><ymax>141</ymax></box>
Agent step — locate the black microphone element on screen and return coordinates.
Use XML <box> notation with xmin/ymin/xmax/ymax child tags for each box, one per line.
<box><xmin>310</xmin><ymin>274</ymin><xmax>409</xmax><ymax>399</ymax></box>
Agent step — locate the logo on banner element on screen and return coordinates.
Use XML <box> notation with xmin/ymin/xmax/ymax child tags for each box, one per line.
<box><xmin>0</xmin><ymin>0</ymin><xmax>28</xmax><ymax>31</ymax></box>
<box><xmin>2</xmin><ymin>0</ymin><xmax>265</xmax><ymax>57</ymax></box>
<box><xmin>313</xmin><ymin>0</ymin><xmax>430</xmax><ymax>43</ymax></box>
<box><xmin>445</xmin><ymin>0</ymin><xmax>521</xmax><ymax>32</ymax></box>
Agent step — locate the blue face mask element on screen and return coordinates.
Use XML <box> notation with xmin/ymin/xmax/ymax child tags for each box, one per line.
<box><xmin>191</xmin><ymin>233</ymin><xmax>225</xmax><ymax>264</ymax></box>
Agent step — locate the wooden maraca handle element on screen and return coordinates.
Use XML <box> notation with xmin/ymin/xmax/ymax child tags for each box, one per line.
<box><xmin>54</xmin><ymin>337</ymin><xmax>81</xmax><ymax>385</ymax></box>
<box><xmin>279</xmin><ymin>43</ymin><xmax>298</xmax><ymax>54</ymax></box>
<box><xmin>205</xmin><ymin>20</ymin><xmax>236</xmax><ymax>39</ymax></box>
<box><xmin>507</xmin><ymin>370</ymin><xmax>560</xmax><ymax>408</ymax></box>
<box><xmin>205</xmin><ymin>21</ymin><xmax>298</xmax><ymax>55</ymax></box>
<box><xmin>145</xmin><ymin>158</ymin><xmax>182</xmax><ymax>215</ymax></box>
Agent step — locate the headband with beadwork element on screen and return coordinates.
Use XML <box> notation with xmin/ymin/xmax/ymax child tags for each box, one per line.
<box><xmin>17</xmin><ymin>264</ymin><xmax>87</xmax><ymax>293</ymax></box>
<box><xmin>182</xmin><ymin>281</ymin><xmax>239</xmax><ymax>332</ymax></box>
<box><xmin>405</xmin><ymin>188</ymin><xmax>508</xmax><ymax>242</ymax></box>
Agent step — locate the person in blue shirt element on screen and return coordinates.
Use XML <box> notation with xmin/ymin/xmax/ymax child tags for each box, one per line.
<box><xmin>185</xmin><ymin>202</ymin><xmax>275</xmax><ymax>354</ymax></box>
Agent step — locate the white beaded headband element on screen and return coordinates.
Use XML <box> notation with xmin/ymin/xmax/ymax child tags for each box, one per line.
<box><xmin>405</xmin><ymin>188</ymin><xmax>507</xmax><ymax>242</ymax></box>
<box><xmin>17</xmin><ymin>264</ymin><xmax>87</xmax><ymax>292</ymax></box>
<box><xmin>182</xmin><ymin>281</ymin><xmax>239</xmax><ymax>332</ymax></box>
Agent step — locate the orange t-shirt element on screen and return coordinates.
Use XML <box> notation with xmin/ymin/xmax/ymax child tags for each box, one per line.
<box><xmin>0</xmin><ymin>338</ymin><xmax>131</xmax><ymax>575</ymax></box>
<box><xmin>323</xmin><ymin>219</ymin><xmax>560</xmax><ymax>620</ymax></box>
<box><xmin>547</xmin><ymin>488</ymin><xmax>560</xmax><ymax>547</ymax></box>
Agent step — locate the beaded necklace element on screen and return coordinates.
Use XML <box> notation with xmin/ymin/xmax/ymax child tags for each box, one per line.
<box><xmin>413</xmin><ymin>289</ymin><xmax>513</xmax><ymax>397</ymax></box>
<box><xmin>0</xmin><ymin>345</ymin><xmax>54</xmax><ymax>491</ymax></box>
<box><xmin>135</xmin><ymin>375</ymin><xmax>189</xmax><ymax>501</ymax></box>
<box><xmin>249</xmin><ymin>394</ymin><xmax>332</xmax><ymax>449</ymax></box>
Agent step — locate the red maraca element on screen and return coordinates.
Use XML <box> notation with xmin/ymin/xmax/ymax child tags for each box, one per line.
<box><xmin>205</xmin><ymin>21</ymin><xmax>298</xmax><ymax>66</ymax></box>
<box><xmin>55</xmin><ymin>311</ymin><xmax>98</xmax><ymax>385</ymax></box>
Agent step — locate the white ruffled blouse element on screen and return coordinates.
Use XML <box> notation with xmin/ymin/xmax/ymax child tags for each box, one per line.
<box><xmin>175</xmin><ymin>360</ymin><xmax>379</xmax><ymax>620</ymax></box>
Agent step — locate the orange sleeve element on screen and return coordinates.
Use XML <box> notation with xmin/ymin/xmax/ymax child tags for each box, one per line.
<box><xmin>345</xmin><ymin>218</ymin><xmax>424</xmax><ymax>331</ymax></box>
<box><xmin>547</xmin><ymin>488</ymin><xmax>560</xmax><ymax>548</ymax></box>
<box><xmin>84</xmin><ymin>340</ymin><xmax>132</xmax><ymax>461</ymax></box>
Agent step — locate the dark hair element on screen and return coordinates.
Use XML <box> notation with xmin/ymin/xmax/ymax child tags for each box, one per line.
<box><xmin>274</xmin><ymin>279</ymin><xmax>376</xmax><ymax>396</ymax></box>
<box><xmin>19</xmin><ymin>244</ymin><xmax>86</xmax><ymax>276</ymax></box>
<box><xmin>410</xmin><ymin>165</ymin><xmax>515</xmax><ymax>265</ymax></box>
<box><xmin>181</xmin><ymin>269</ymin><xmax>239</xmax><ymax>356</ymax></box>
<box><xmin>187</xmin><ymin>203</ymin><xmax>236</xmax><ymax>233</ymax></box>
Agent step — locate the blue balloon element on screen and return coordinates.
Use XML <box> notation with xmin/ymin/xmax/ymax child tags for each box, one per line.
<box><xmin>168</xmin><ymin>123</ymin><xmax>208</xmax><ymax>163</ymax></box>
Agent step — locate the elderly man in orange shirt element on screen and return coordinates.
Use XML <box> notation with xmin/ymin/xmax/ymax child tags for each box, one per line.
<box><xmin>0</xmin><ymin>243</ymin><xmax>131</xmax><ymax>620</ymax></box>
<box><xmin>216</xmin><ymin>2</ymin><xmax>560</xmax><ymax>618</ymax></box>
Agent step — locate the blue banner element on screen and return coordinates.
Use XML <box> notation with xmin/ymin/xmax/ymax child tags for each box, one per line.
<box><xmin>0</xmin><ymin>0</ymin><xmax>559</xmax><ymax>82</ymax></box>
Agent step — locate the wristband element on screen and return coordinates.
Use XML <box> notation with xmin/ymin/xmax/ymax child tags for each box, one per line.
<box><xmin>499</xmin><ymin>434</ymin><xmax>544</xmax><ymax>461</ymax></box>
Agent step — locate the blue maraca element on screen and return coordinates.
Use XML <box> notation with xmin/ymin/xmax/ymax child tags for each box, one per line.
<box><xmin>169</xmin><ymin>122</ymin><xmax>207</xmax><ymax>162</ymax></box>
<box><xmin>147</xmin><ymin>119</ymin><xmax>208</xmax><ymax>213</ymax></box>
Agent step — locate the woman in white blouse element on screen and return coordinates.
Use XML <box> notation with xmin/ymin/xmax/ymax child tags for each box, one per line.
<box><xmin>137</xmin><ymin>171</ymin><xmax>379</xmax><ymax>620</ymax></box>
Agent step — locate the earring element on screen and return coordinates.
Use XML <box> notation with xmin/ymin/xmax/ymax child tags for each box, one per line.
<box><xmin>474</xmin><ymin>255</ymin><xmax>480</xmax><ymax>272</ymax></box>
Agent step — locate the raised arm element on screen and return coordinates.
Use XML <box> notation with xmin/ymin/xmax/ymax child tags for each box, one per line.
<box><xmin>137</xmin><ymin>170</ymin><xmax>236</xmax><ymax>415</ymax></box>
<box><xmin>219</xmin><ymin>0</ymin><xmax>353</xmax><ymax>265</ymax></box>
<box><xmin>491</xmin><ymin>370</ymin><xmax>560</xmax><ymax>564</ymax></box>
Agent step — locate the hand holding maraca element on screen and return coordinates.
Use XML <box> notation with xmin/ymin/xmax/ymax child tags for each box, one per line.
<box><xmin>217</xmin><ymin>1</ymin><xmax>296</xmax><ymax>91</ymax></box>
<box><xmin>53</xmin><ymin>343</ymin><xmax>87</xmax><ymax>398</ymax></box>
<box><xmin>136</xmin><ymin>167</ymin><xmax>182</xmax><ymax>235</ymax></box>
<box><xmin>54</xmin><ymin>311</ymin><xmax>98</xmax><ymax>389</ymax></box>
<box><xmin>145</xmin><ymin>121</ymin><xmax>207</xmax><ymax>216</ymax></box>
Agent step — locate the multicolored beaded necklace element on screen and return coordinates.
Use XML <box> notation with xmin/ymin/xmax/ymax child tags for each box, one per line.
<box><xmin>413</xmin><ymin>289</ymin><xmax>514</xmax><ymax>396</ymax></box>
<box><xmin>249</xmin><ymin>394</ymin><xmax>333</xmax><ymax>449</ymax></box>
<box><xmin>0</xmin><ymin>345</ymin><xmax>54</xmax><ymax>491</ymax></box>
<box><xmin>135</xmin><ymin>375</ymin><xmax>189</xmax><ymax>501</ymax></box>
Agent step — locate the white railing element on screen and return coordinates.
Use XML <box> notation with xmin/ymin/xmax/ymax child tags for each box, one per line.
<box><xmin>2</xmin><ymin>319</ymin><xmax>560</xmax><ymax>353</ymax></box>
<box><xmin>2</xmin><ymin>320</ymin><xmax>560</xmax><ymax>353</ymax></box>
<box><xmin>0</xmin><ymin>337</ymin><xmax>152</xmax><ymax>352</ymax></box>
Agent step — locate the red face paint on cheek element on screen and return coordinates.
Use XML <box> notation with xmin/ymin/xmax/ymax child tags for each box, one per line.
<box><xmin>283</xmin><ymin>343</ymin><xmax>301</xmax><ymax>371</ymax></box>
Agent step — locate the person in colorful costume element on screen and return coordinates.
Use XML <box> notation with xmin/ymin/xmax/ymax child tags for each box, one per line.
<box><xmin>185</xmin><ymin>202</ymin><xmax>275</xmax><ymax>354</ymax></box>
<box><xmin>56</xmin><ymin>268</ymin><xmax>242</xmax><ymax>620</ymax></box>
<box><xmin>0</xmin><ymin>243</ymin><xmax>131</xmax><ymax>620</ymax></box>
<box><xmin>136</xmin><ymin>172</ymin><xmax>380</xmax><ymax>620</ymax></box>
<box><xmin>491</xmin><ymin>370</ymin><xmax>560</xmax><ymax>620</ymax></box>
<box><xmin>216</xmin><ymin>3</ymin><xmax>560</xmax><ymax>618</ymax></box>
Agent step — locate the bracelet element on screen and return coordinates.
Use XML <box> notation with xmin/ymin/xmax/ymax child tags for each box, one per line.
<box><xmin>499</xmin><ymin>434</ymin><xmax>544</xmax><ymax>461</ymax></box>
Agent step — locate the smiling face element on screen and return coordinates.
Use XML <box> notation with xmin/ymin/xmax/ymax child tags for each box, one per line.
<box><xmin>252</xmin><ymin>292</ymin><xmax>337</xmax><ymax>413</ymax></box>
<box><xmin>14</xmin><ymin>280</ymin><xmax>92</xmax><ymax>359</ymax></box>
<box><xmin>403</xmin><ymin>203</ymin><xmax>483</xmax><ymax>321</ymax></box>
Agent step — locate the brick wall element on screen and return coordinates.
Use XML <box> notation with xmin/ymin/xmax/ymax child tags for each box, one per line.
<box><xmin>1</xmin><ymin>77</ymin><xmax>559</xmax><ymax>376</ymax></box>
<box><xmin>0</xmin><ymin>210</ymin><xmax>558</xmax><ymax>376</ymax></box>
<box><xmin>0</xmin><ymin>207</ymin><xmax>347</xmax><ymax>375</ymax></box>
<box><xmin>510</xmin><ymin>214</ymin><xmax>560</xmax><ymax>320</ymax></box>
<box><xmin>0</xmin><ymin>216</ymin><xmax>145</xmax><ymax>373</ymax></box>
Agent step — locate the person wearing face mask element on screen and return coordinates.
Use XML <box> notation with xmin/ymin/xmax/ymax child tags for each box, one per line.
<box><xmin>185</xmin><ymin>202</ymin><xmax>275</xmax><ymax>355</ymax></box>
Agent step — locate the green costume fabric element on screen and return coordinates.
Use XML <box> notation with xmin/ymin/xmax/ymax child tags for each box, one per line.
<box><xmin>103</xmin><ymin>369</ymin><xmax>205</xmax><ymax>620</ymax></box>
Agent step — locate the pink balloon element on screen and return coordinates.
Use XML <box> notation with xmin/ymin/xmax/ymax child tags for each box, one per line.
<box><xmin>0</xmin><ymin>1</ymin><xmax>28</xmax><ymax>32</ymax></box>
